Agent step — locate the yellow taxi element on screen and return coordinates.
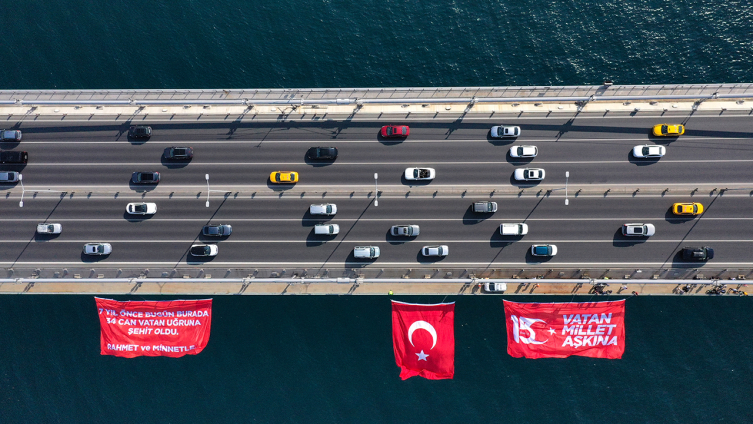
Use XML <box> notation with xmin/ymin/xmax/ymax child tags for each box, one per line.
<box><xmin>672</xmin><ymin>202</ymin><xmax>703</xmax><ymax>216</ymax></box>
<box><xmin>269</xmin><ymin>171</ymin><xmax>299</xmax><ymax>184</ymax></box>
<box><xmin>653</xmin><ymin>124</ymin><xmax>685</xmax><ymax>136</ymax></box>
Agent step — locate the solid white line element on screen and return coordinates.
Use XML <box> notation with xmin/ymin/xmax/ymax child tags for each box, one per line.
<box><xmin>0</xmin><ymin>239</ymin><xmax>749</xmax><ymax>243</ymax></box>
<box><xmin>23</xmin><ymin>158</ymin><xmax>753</xmax><ymax>166</ymax></box>
<box><xmin>0</xmin><ymin>217</ymin><xmax>751</xmax><ymax>222</ymax></box>
<box><xmin>0</xmin><ymin>261</ymin><xmax>748</xmax><ymax>267</ymax></box>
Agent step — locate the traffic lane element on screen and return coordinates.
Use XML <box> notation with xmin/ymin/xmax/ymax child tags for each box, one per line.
<box><xmin>17</xmin><ymin>134</ymin><xmax>753</xmax><ymax>165</ymax></box>
<box><xmin>12</xmin><ymin>115</ymin><xmax>753</xmax><ymax>142</ymax></box>
<box><xmin>0</xmin><ymin>193</ymin><xmax>747</xmax><ymax>221</ymax></box>
<box><xmin>1</xmin><ymin>210</ymin><xmax>750</xmax><ymax>244</ymax></box>
<box><xmin>10</xmin><ymin>159</ymin><xmax>753</xmax><ymax>186</ymax></box>
<box><xmin>0</xmin><ymin>240</ymin><xmax>742</xmax><ymax>266</ymax></box>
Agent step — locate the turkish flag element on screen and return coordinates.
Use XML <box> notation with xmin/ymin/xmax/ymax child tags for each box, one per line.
<box><xmin>391</xmin><ymin>300</ymin><xmax>455</xmax><ymax>380</ymax></box>
<box><xmin>504</xmin><ymin>300</ymin><xmax>626</xmax><ymax>359</ymax></box>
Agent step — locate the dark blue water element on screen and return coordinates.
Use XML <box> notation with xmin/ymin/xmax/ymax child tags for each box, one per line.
<box><xmin>1</xmin><ymin>295</ymin><xmax>751</xmax><ymax>423</ymax></box>
<box><xmin>4</xmin><ymin>0</ymin><xmax>753</xmax><ymax>89</ymax></box>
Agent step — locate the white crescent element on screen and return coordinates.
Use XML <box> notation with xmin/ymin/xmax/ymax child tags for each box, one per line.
<box><xmin>408</xmin><ymin>320</ymin><xmax>437</xmax><ymax>350</ymax></box>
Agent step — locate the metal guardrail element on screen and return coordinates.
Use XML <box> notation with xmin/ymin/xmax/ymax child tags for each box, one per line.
<box><xmin>1</xmin><ymin>84</ymin><xmax>752</xmax><ymax>107</ymax></box>
<box><xmin>1</xmin><ymin>278</ymin><xmax>722</xmax><ymax>285</ymax></box>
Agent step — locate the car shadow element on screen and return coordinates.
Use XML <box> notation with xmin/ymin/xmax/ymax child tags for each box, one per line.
<box><xmin>612</xmin><ymin>228</ymin><xmax>647</xmax><ymax>247</ymax></box>
<box><xmin>0</xmin><ymin>163</ymin><xmax>27</xmax><ymax>172</ymax></box>
<box><xmin>416</xmin><ymin>250</ymin><xmax>447</xmax><ymax>263</ymax></box>
<box><xmin>186</xmin><ymin>254</ymin><xmax>216</xmax><ymax>264</ymax></box>
<box><xmin>506</xmin><ymin>149</ymin><xmax>534</xmax><ymax>165</ymax></box>
<box><xmin>462</xmin><ymin>204</ymin><xmax>488</xmax><ymax>225</ymax></box>
<box><xmin>664</xmin><ymin>206</ymin><xmax>695</xmax><ymax>224</ymax></box>
<box><xmin>123</xmin><ymin>211</ymin><xmax>155</xmax><ymax>222</ymax></box>
<box><xmin>627</xmin><ymin>151</ymin><xmax>661</xmax><ymax>166</ymax></box>
<box><xmin>81</xmin><ymin>251</ymin><xmax>110</xmax><ymax>262</ymax></box>
<box><xmin>345</xmin><ymin>250</ymin><xmax>378</xmax><ymax>266</ymax></box>
<box><xmin>0</xmin><ymin>140</ymin><xmax>21</xmax><ymax>150</ymax></box>
<box><xmin>377</xmin><ymin>132</ymin><xmax>405</xmax><ymax>145</ymax></box>
<box><xmin>401</xmin><ymin>175</ymin><xmax>433</xmax><ymax>186</ymax></box>
<box><xmin>301</xmin><ymin>210</ymin><xmax>329</xmax><ymax>226</ymax></box>
<box><xmin>385</xmin><ymin>228</ymin><xmax>415</xmax><ymax>245</ymax></box>
<box><xmin>161</xmin><ymin>154</ymin><xmax>192</xmax><ymax>169</ymax></box>
<box><xmin>267</xmin><ymin>179</ymin><xmax>296</xmax><ymax>191</ymax></box>
<box><xmin>486</xmin><ymin>131</ymin><xmax>515</xmax><ymax>146</ymax></box>
<box><xmin>128</xmin><ymin>182</ymin><xmax>158</xmax><ymax>192</ymax></box>
<box><xmin>490</xmin><ymin>230</ymin><xmax>521</xmax><ymax>248</ymax></box>
<box><xmin>127</xmin><ymin>135</ymin><xmax>150</xmax><ymax>145</ymax></box>
<box><xmin>510</xmin><ymin>173</ymin><xmax>542</xmax><ymax>188</ymax></box>
<box><xmin>306</xmin><ymin>228</ymin><xmax>337</xmax><ymax>247</ymax></box>
<box><xmin>670</xmin><ymin>250</ymin><xmax>709</xmax><ymax>267</ymax></box>
<box><xmin>197</xmin><ymin>231</ymin><xmax>230</xmax><ymax>242</ymax></box>
<box><xmin>34</xmin><ymin>233</ymin><xmax>61</xmax><ymax>242</ymax></box>
<box><xmin>525</xmin><ymin>249</ymin><xmax>554</xmax><ymax>263</ymax></box>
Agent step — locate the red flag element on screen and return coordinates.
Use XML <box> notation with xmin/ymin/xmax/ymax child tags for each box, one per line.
<box><xmin>391</xmin><ymin>300</ymin><xmax>455</xmax><ymax>380</ymax></box>
<box><xmin>504</xmin><ymin>300</ymin><xmax>625</xmax><ymax>359</ymax></box>
<box><xmin>95</xmin><ymin>298</ymin><xmax>212</xmax><ymax>358</ymax></box>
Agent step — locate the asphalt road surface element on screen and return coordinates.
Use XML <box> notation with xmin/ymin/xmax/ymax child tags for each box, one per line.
<box><xmin>1</xmin><ymin>112</ymin><xmax>751</xmax><ymax>270</ymax></box>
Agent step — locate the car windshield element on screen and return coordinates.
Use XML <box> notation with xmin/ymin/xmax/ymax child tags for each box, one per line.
<box><xmin>46</xmin><ymin>225</ymin><xmax>54</xmax><ymax>231</ymax></box>
<box><xmin>135</xmin><ymin>204</ymin><xmax>146</xmax><ymax>212</ymax></box>
<box><xmin>386</xmin><ymin>127</ymin><xmax>393</xmax><ymax>135</ymax></box>
<box><xmin>401</xmin><ymin>127</ymin><xmax>407</xmax><ymax>135</ymax></box>
<box><xmin>535</xmin><ymin>246</ymin><xmax>547</xmax><ymax>254</ymax></box>
<box><xmin>413</xmin><ymin>169</ymin><xmax>419</xmax><ymax>178</ymax></box>
<box><xmin>661</xmin><ymin>125</ymin><xmax>668</xmax><ymax>133</ymax></box>
<box><xmin>642</xmin><ymin>147</ymin><xmax>650</xmax><ymax>155</ymax></box>
<box><xmin>326</xmin><ymin>205</ymin><xmax>332</xmax><ymax>213</ymax></box>
<box><xmin>693</xmin><ymin>204</ymin><xmax>698</xmax><ymax>213</ymax></box>
<box><xmin>95</xmin><ymin>245</ymin><xmax>104</xmax><ymax>253</ymax></box>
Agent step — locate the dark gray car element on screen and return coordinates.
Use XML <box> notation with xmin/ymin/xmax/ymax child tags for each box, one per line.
<box><xmin>202</xmin><ymin>224</ymin><xmax>232</xmax><ymax>237</ymax></box>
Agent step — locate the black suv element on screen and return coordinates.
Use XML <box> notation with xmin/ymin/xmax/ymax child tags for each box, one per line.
<box><xmin>128</xmin><ymin>125</ymin><xmax>152</xmax><ymax>139</ymax></box>
<box><xmin>131</xmin><ymin>171</ymin><xmax>160</xmax><ymax>184</ymax></box>
<box><xmin>306</xmin><ymin>146</ymin><xmax>338</xmax><ymax>160</ymax></box>
<box><xmin>682</xmin><ymin>246</ymin><xmax>714</xmax><ymax>261</ymax></box>
<box><xmin>164</xmin><ymin>146</ymin><xmax>194</xmax><ymax>160</ymax></box>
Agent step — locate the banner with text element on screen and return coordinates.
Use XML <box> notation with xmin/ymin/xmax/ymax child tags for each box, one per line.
<box><xmin>95</xmin><ymin>298</ymin><xmax>212</xmax><ymax>358</ymax></box>
<box><xmin>504</xmin><ymin>300</ymin><xmax>625</xmax><ymax>359</ymax></box>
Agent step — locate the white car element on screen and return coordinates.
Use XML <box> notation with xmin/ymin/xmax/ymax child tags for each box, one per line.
<box><xmin>632</xmin><ymin>144</ymin><xmax>666</xmax><ymax>158</ymax></box>
<box><xmin>514</xmin><ymin>168</ymin><xmax>545</xmax><ymax>181</ymax></box>
<box><xmin>404</xmin><ymin>167</ymin><xmax>435</xmax><ymax>181</ymax></box>
<box><xmin>37</xmin><ymin>223</ymin><xmax>62</xmax><ymax>234</ymax></box>
<box><xmin>622</xmin><ymin>223</ymin><xmax>656</xmax><ymax>237</ymax></box>
<box><xmin>484</xmin><ymin>282</ymin><xmax>507</xmax><ymax>292</ymax></box>
<box><xmin>354</xmin><ymin>246</ymin><xmax>380</xmax><ymax>259</ymax></box>
<box><xmin>509</xmin><ymin>145</ymin><xmax>538</xmax><ymax>158</ymax></box>
<box><xmin>491</xmin><ymin>125</ymin><xmax>520</xmax><ymax>138</ymax></box>
<box><xmin>0</xmin><ymin>171</ymin><xmax>19</xmax><ymax>183</ymax></box>
<box><xmin>391</xmin><ymin>225</ymin><xmax>420</xmax><ymax>237</ymax></box>
<box><xmin>531</xmin><ymin>244</ymin><xmax>557</xmax><ymax>256</ymax></box>
<box><xmin>309</xmin><ymin>203</ymin><xmax>337</xmax><ymax>215</ymax></box>
<box><xmin>422</xmin><ymin>245</ymin><xmax>449</xmax><ymax>257</ymax></box>
<box><xmin>126</xmin><ymin>202</ymin><xmax>157</xmax><ymax>215</ymax></box>
<box><xmin>83</xmin><ymin>243</ymin><xmax>112</xmax><ymax>255</ymax></box>
<box><xmin>500</xmin><ymin>223</ymin><xmax>528</xmax><ymax>236</ymax></box>
<box><xmin>190</xmin><ymin>244</ymin><xmax>218</xmax><ymax>257</ymax></box>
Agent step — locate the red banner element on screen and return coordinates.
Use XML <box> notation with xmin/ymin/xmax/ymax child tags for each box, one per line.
<box><xmin>504</xmin><ymin>300</ymin><xmax>625</xmax><ymax>359</ymax></box>
<box><xmin>95</xmin><ymin>298</ymin><xmax>212</xmax><ymax>358</ymax></box>
<box><xmin>391</xmin><ymin>300</ymin><xmax>454</xmax><ymax>380</ymax></box>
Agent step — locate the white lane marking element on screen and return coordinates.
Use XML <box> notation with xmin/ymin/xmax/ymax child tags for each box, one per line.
<box><xmin>0</xmin><ymin>261</ymin><xmax>748</xmax><ymax>267</ymax></box>
<box><xmin>0</xmin><ymin>217</ymin><xmax>751</xmax><ymax>222</ymax></box>
<box><xmin>0</xmin><ymin>239</ymin><xmax>749</xmax><ymax>243</ymax></box>
<box><xmin>8</xmin><ymin>183</ymin><xmax>753</xmax><ymax>189</ymax></box>
<box><xmin>22</xmin><ymin>158</ymin><xmax>753</xmax><ymax>166</ymax></box>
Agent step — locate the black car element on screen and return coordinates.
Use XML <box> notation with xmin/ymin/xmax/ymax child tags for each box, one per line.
<box><xmin>202</xmin><ymin>224</ymin><xmax>232</xmax><ymax>237</ymax></box>
<box><xmin>131</xmin><ymin>171</ymin><xmax>160</xmax><ymax>184</ymax></box>
<box><xmin>129</xmin><ymin>125</ymin><xmax>152</xmax><ymax>138</ymax></box>
<box><xmin>0</xmin><ymin>150</ymin><xmax>28</xmax><ymax>163</ymax></box>
<box><xmin>682</xmin><ymin>246</ymin><xmax>714</xmax><ymax>261</ymax></box>
<box><xmin>306</xmin><ymin>146</ymin><xmax>338</xmax><ymax>160</ymax></box>
<box><xmin>164</xmin><ymin>146</ymin><xmax>194</xmax><ymax>160</ymax></box>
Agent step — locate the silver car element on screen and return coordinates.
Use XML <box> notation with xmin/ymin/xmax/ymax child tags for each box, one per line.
<box><xmin>622</xmin><ymin>223</ymin><xmax>656</xmax><ymax>236</ymax></box>
<box><xmin>422</xmin><ymin>245</ymin><xmax>449</xmax><ymax>257</ymax></box>
<box><xmin>632</xmin><ymin>144</ymin><xmax>666</xmax><ymax>158</ymax></box>
<box><xmin>309</xmin><ymin>203</ymin><xmax>337</xmax><ymax>215</ymax></box>
<box><xmin>0</xmin><ymin>171</ymin><xmax>19</xmax><ymax>182</ymax></box>
<box><xmin>83</xmin><ymin>243</ymin><xmax>112</xmax><ymax>255</ymax></box>
<box><xmin>391</xmin><ymin>225</ymin><xmax>420</xmax><ymax>237</ymax></box>
<box><xmin>202</xmin><ymin>224</ymin><xmax>233</xmax><ymax>237</ymax></box>
<box><xmin>491</xmin><ymin>126</ymin><xmax>520</xmax><ymax>138</ymax></box>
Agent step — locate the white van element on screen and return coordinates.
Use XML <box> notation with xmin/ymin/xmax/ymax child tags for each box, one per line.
<box><xmin>310</xmin><ymin>203</ymin><xmax>337</xmax><ymax>215</ymax></box>
<box><xmin>354</xmin><ymin>246</ymin><xmax>380</xmax><ymax>259</ymax></box>
<box><xmin>500</xmin><ymin>223</ymin><xmax>528</xmax><ymax>235</ymax></box>
<box><xmin>314</xmin><ymin>224</ymin><xmax>339</xmax><ymax>235</ymax></box>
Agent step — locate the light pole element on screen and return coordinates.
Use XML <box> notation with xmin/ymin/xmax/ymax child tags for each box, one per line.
<box><xmin>205</xmin><ymin>174</ymin><xmax>210</xmax><ymax>207</ymax></box>
<box><xmin>374</xmin><ymin>173</ymin><xmax>379</xmax><ymax>206</ymax></box>
<box><xmin>18</xmin><ymin>173</ymin><xmax>24</xmax><ymax>207</ymax></box>
<box><xmin>565</xmin><ymin>171</ymin><xmax>570</xmax><ymax>206</ymax></box>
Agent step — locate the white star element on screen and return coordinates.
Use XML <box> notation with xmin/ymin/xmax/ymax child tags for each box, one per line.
<box><xmin>547</xmin><ymin>327</ymin><xmax>556</xmax><ymax>335</ymax></box>
<box><xmin>416</xmin><ymin>350</ymin><xmax>429</xmax><ymax>361</ymax></box>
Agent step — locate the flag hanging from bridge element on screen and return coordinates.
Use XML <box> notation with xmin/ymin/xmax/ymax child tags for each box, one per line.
<box><xmin>391</xmin><ymin>300</ymin><xmax>455</xmax><ymax>380</ymax></box>
<box><xmin>504</xmin><ymin>300</ymin><xmax>625</xmax><ymax>359</ymax></box>
<box><xmin>95</xmin><ymin>298</ymin><xmax>212</xmax><ymax>358</ymax></box>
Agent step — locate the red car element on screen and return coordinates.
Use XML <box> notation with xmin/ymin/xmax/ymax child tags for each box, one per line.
<box><xmin>381</xmin><ymin>125</ymin><xmax>410</xmax><ymax>138</ymax></box>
